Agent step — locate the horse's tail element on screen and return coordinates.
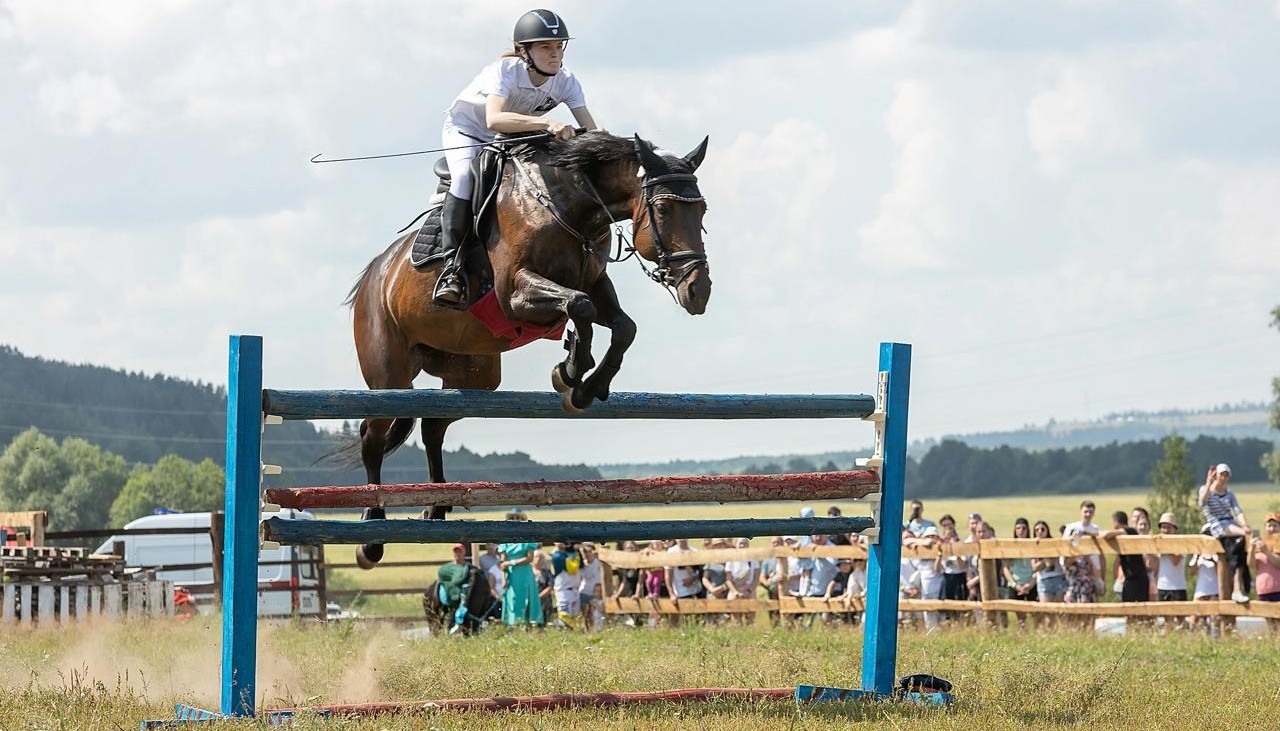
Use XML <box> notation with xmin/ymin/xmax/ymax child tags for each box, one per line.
<box><xmin>316</xmin><ymin>417</ymin><xmax>418</xmax><ymax>469</ymax></box>
<box><xmin>343</xmin><ymin>258</ymin><xmax>377</xmax><ymax>308</ymax></box>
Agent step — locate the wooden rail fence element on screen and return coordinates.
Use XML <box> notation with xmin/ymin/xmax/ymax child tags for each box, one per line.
<box><xmin>595</xmin><ymin>535</ymin><xmax>1280</xmax><ymax>620</ymax></box>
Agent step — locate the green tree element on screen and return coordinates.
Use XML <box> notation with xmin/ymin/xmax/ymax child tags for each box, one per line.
<box><xmin>0</xmin><ymin>427</ymin><xmax>128</xmax><ymax>529</ymax></box>
<box><xmin>1265</xmin><ymin>305</ymin><xmax>1280</xmax><ymax>486</ymax></box>
<box><xmin>109</xmin><ymin>455</ymin><xmax>225</xmax><ymax>526</ymax></box>
<box><xmin>1148</xmin><ymin>434</ymin><xmax>1199</xmax><ymax>532</ymax></box>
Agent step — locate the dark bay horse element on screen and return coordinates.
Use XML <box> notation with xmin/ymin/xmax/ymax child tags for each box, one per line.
<box><xmin>341</xmin><ymin>132</ymin><xmax>711</xmax><ymax>568</ymax></box>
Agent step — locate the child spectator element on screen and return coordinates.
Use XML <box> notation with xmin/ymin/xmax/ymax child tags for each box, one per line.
<box><xmin>551</xmin><ymin>541</ymin><xmax>582</xmax><ymax>629</ymax></box>
<box><xmin>532</xmin><ymin>549</ymin><xmax>555</xmax><ymax>627</ymax></box>
<box><xmin>577</xmin><ymin>543</ymin><xmax>604</xmax><ymax>631</ymax></box>
<box><xmin>1191</xmin><ymin>545</ymin><xmax>1221</xmax><ymax>635</ymax></box>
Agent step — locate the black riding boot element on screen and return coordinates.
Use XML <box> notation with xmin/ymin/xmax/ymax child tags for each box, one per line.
<box><xmin>432</xmin><ymin>193</ymin><xmax>471</xmax><ymax>308</ymax></box>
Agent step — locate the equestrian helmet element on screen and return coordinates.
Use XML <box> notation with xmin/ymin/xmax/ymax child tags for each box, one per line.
<box><xmin>513</xmin><ymin>9</ymin><xmax>571</xmax><ymax>44</ymax></box>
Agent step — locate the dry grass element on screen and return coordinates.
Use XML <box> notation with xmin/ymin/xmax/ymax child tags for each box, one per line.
<box><xmin>1</xmin><ymin>618</ymin><xmax>1277</xmax><ymax>730</ymax></box>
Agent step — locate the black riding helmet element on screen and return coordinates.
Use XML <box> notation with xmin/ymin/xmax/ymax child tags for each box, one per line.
<box><xmin>513</xmin><ymin>9</ymin><xmax>571</xmax><ymax>76</ymax></box>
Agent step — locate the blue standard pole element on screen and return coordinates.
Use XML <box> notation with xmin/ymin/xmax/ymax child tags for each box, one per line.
<box><xmin>860</xmin><ymin>342</ymin><xmax>911</xmax><ymax>696</ymax></box>
<box><xmin>221</xmin><ymin>335</ymin><xmax>263</xmax><ymax>717</ymax></box>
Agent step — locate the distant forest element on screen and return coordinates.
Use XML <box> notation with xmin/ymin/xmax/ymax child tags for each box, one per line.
<box><xmin>0</xmin><ymin>345</ymin><xmax>1274</xmax><ymax>500</ymax></box>
<box><xmin>904</xmin><ymin>436</ymin><xmax>1271</xmax><ymax>498</ymax></box>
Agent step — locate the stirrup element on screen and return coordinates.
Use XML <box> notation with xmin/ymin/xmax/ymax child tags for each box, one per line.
<box><xmin>432</xmin><ymin>269</ymin><xmax>469</xmax><ymax>310</ymax></box>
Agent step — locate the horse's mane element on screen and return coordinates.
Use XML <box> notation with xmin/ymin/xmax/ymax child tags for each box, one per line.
<box><xmin>539</xmin><ymin>132</ymin><xmax>637</xmax><ymax>171</ymax></box>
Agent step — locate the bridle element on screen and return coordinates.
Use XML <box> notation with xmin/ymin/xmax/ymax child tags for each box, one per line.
<box><xmin>507</xmin><ymin>141</ymin><xmax>708</xmax><ymax>299</ymax></box>
<box><xmin>633</xmin><ymin>163</ymin><xmax>709</xmax><ymax>291</ymax></box>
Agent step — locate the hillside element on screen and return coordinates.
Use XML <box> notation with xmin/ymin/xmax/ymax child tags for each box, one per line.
<box><xmin>596</xmin><ymin>403</ymin><xmax>1274</xmax><ymax>479</ymax></box>
<box><xmin>0</xmin><ymin>346</ymin><xmax>600</xmax><ymax>485</ymax></box>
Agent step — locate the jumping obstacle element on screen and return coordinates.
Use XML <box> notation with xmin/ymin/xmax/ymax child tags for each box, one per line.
<box><xmin>147</xmin><ymin>336</ymin><xmax>926</xmax><ymax>727</ymax></box>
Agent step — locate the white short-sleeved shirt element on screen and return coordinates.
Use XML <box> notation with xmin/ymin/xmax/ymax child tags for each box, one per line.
<box><xmin>577</xmin><ymin>558</ymin><xmax>602</xmax><ymax>597</ymax></box>
<box><xmin>1156</xmin><ymin>554</ymin><xmax>1188</xmax><ymax>592</ymax></box>
<box><xmin>667</xmin><ymin>545</ymin><xmax>700</xmax><ymax>598</ymax></box>
<box><xmin>1193</xmin><ymin>555</ymin><xmax>1219</xmax><ymax>598</ymax></box>
<box><xmin>446</xmin><ymin>56</ymin><xmax>586</xmax><ymax>140</ymax></box>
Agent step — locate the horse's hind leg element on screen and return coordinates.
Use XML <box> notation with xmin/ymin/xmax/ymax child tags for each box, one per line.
<box><xmin>421</xmin><ymin>352</ymin><xmax>502</xmax><ymax>519</ymax></box>
<box><xmin>352</xmin><ymin>304</ymin><xmax>419</xmax><ymax>569</ymax></box>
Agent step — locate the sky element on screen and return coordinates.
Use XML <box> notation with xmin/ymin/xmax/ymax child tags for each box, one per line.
<box><xmin>2</xmin><ymin>1</ymin><xmax>1279</xmax><ymax>466</ymax></box>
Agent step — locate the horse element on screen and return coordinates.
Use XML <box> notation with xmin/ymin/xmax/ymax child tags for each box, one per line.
<box><xmin>337</xmin><ymin>132</ymin><xmax>711</xmax><ymax>569</ymax></box>
<box><xmin>421</xmin><ymin>567</ymin><xmax>500</xmax><ymax>635</ymax></box>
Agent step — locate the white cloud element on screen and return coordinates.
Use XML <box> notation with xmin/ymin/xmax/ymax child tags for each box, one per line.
<box><xmin>1026</xmin><ymin>65</ymin><xmax>1143</xmax><ymax>175</ymax></box>
<box><xmin>37</xmin><ymin>72</ymin><xmax>137</xmax><ymax>136</ymax></box>
<box><xmin>856</xmin><ymin>80</ymin><xmax>951</xmax><ymax>270</ymax></box>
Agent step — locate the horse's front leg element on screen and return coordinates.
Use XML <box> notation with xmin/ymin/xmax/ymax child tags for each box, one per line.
<box><xmin>507</xmin><ymin>269</ymin><xmax>597</xmax><ymax>410</ymax></box>
<box><xmin>574</xmin><ymin>274</ymin><xmax>635</xmax><ymax>405</ymax></box>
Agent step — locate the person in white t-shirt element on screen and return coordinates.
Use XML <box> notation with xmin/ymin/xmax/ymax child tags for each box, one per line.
<box><xmin>1154</xmin><ymin>512</ymin><xmax>1188</xmax><ymax>631</ymax></box>
<box><xmin>432</xmin><ymin>9</ymin><xmax>600</xmax><ymax>306</ymax></box>
<box><xmin>664</xmin><ymin>538</ymin><xmax>699</xmax><ymax>627</ymax></box>
<box><xmin>1063</xmin><ymin>500</ymin><xmax>1103</xmax><ymax>576</ymax></box>
<box><xmin>576</xmin><ymin>543</ymin><xmax>604</xmax><ymax>631</ymax></box>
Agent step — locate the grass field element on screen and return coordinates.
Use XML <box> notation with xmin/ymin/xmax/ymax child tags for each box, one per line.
<box><xmin>2</xmin><ymin>619</ymin><xmax>1277</xmax><ymax>730</ymax></box>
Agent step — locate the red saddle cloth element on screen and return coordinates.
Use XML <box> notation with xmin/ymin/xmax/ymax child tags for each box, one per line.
<box><xmin>468</xmin><ymin>289</ymin><xmax>567</xmax><ymax>348</ymax></box>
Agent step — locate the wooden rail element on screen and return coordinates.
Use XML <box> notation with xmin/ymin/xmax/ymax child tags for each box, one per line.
<box><xmin>596</xmin><ymin>534</ymin><xmax>1280</xmax><ymax>620</ymax></box>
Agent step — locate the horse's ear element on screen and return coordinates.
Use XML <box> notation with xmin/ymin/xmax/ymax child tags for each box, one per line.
<box><xmin>633</xmin><ymin>134</ymin><xmax>662</xmax><ymax>170</ymax></box>
<box><xmin>683</xmin><ymin>136</ymin><xmax>709</xmax><ymax>171</ymax></box>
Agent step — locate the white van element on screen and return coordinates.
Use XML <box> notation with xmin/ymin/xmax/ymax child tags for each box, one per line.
<box><xmin>94</xmin><ymin>510</ymin><xmax>322</xmax><ymax>618</ymax></box>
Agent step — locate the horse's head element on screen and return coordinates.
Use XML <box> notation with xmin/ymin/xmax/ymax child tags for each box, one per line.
<box><xmin>631</xmin><ymin>135</ymin><xmax>712</xmax><ymax>315</ymax></box>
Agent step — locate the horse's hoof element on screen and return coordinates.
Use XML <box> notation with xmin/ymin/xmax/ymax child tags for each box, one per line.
<box><xmin>551</xmin><ymin>364</ymin><xmax>572</xmax><ymax>393</ymax></box>
<box><xmin>355</xmin><ymin>543</ymin><xmax>384</xmax><ymax>570</ymax></box>
<box><xmin>560</xmin><ymin>389</ymin><xmax>585</xmax><ymax>414</ymax></box>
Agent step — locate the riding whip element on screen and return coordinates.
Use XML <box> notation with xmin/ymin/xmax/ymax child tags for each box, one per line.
<box><xmin>310</xmin><ymin>128</ymin><xmax>587</xmax><ymax>164</ymax></box>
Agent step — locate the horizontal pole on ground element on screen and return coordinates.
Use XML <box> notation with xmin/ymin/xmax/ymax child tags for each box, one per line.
<box><xmin>259</xmin><ymin>688</ymin><xmax>795</xmax><ymax>719</ymax></box>
<box><xmin>601</xmin><ymin>596</ymin><xmax>1280</xmax><ymax>618</ymax></box>
<box><xmin>267</xmin><ymin>471</ymin><xmax>880</xmax><ymax>509</ymax></box>
<box><xmin>263</xmin><ymin>516</ymin><xmax>875</xmax><ymax>546</ymax></box>
<box><xmin>262</xmin><ymin>389</ymin><xmax>876</xmax><ymax>421</ymax></box>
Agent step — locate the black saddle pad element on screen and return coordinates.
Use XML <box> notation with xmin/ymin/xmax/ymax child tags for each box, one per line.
<box><xmin>409</xmin><ymin>205</ymin><xmax>447</xmax><ymax>267</ymax></box>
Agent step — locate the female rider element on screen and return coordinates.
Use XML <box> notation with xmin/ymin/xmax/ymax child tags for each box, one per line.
<box><xmin>433</xmin><ymin>9</ymin><xmax>599</xmax><ymax>307</ymax></box>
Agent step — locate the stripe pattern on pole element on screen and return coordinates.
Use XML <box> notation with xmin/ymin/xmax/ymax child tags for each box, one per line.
<box><xmin>265</xmin><ymin>470</ymin><xmax>880</xmax><ymax>509</ymax></box>
<box><xmin>262</xmin><ymin>389</ymin><xmax>875</xmax><ymax>421</ymax></box>
<box><xmin>263</xmin><ymin>516</ymin><xmax>875</xmax><ymax>546</ymax></box>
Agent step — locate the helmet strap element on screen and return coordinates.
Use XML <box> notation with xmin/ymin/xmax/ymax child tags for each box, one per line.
<box><xmin>519</xmin><ymin>43</ymin><xmax>563</xmax><ymax>78</ymax></box>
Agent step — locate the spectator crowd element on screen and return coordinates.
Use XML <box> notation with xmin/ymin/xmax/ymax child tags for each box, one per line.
<box><xmin>433</xmin><ymin>463</ymin><xmax>1280</xmax><ymax>635</ymax></box>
